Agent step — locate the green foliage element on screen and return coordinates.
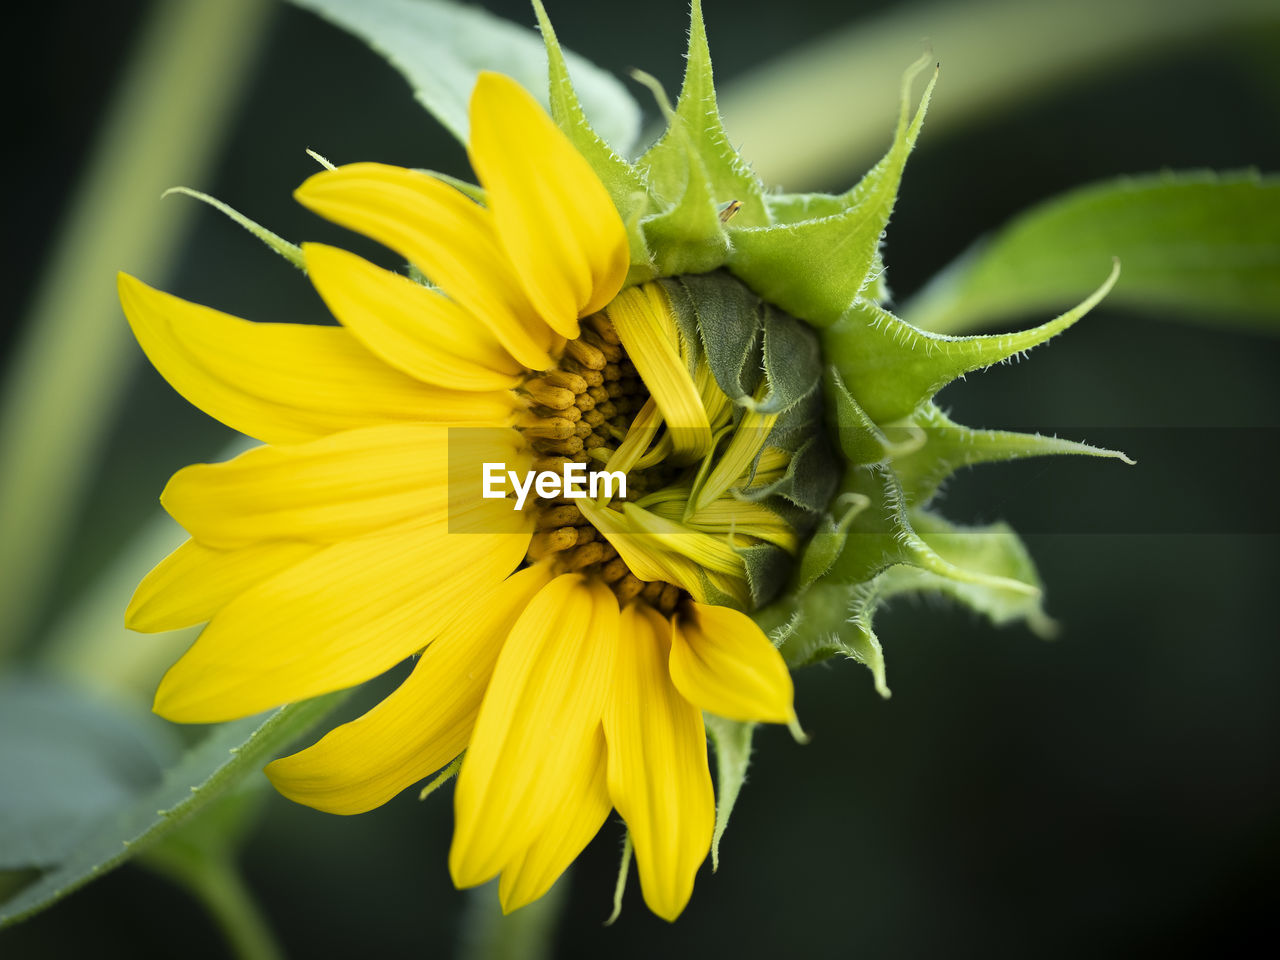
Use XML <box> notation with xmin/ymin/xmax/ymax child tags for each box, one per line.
<box><xmin>288</xmin><ymin>0</ymin><xmax>641</xmax><ymax>152</ymax></box>
<box><xmin>0</xmin><ymin>676</ymin><xmax>178</xmax><ymax>870</ymax></box>
<box><xmin>906</xmin><ymin>171</ymin><xmax>1280</xmax><ymax>334</ymax></box>
<box><xmin>0</xmin><ymin>691</ymin><xmax>345</xmax><ymax>926</ymax></box>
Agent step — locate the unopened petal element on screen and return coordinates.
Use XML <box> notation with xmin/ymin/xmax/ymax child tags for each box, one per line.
<box><xmin>605</xmin><ymin>284</ymin><xmax>711</xmax><ymax>464</ymax></box>
<box><xmin>671</xmin><ymin>601</ymin><xmax>796</xmax><ymax>724</ymax></box>
<box><xmin>469</xmin><ymin>72</ymin><xmax>629</xmax><ymax>337</ymax></box>
<box><xmin>304</xmin><ymin>242</ymin><xmax>521</xmax><ymax>390</ymax></box>
<box><xmin>603</xmin><ymin>603</ymin><xmax>713</xmax><ymax>922</ymax></box>
<box><xmin>153</xmin><ymin>512</ymin><xmax>530</xmax><ymax>723</ymax></box>
<box><xmin>118</xmin><ymin>273</ymin><xmax>509</xmax><ymax>443</ymax></box>
<box><xmin>265</xmin><ymin>563</ymin><xmax>555</xmax><ymax>815</ymax></box>
<box><xmin>450</xmin><ymin>575</ymin><xmax>618</xmax><ymax>889</ymax></box>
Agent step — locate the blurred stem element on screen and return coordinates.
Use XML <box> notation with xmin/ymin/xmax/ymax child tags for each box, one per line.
<box><xmin>0</xmin><ymin>0</ymin><xmax>272</xmax><ymax>660</ymax></box>
<box><xmin>146</xmin><ymin>846</ymin><xmax>283</xmax><ymax>960</ymax></box>
<box><xmin>458</xmin><ymin>874</ymin><xmax>568</xmax><ymax>960</ymax></box>
<box><xmin>720</xmin><ymin>0</ymin><xmax>1279</xmax><ymax>188</ymax></box>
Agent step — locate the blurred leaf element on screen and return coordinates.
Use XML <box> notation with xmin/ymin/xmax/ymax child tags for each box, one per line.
<box><xmin>0</xmin><ymin>0</ymin><xmax>270</xmax><ymax>659</ymax></box>
<box><xmin>0</xmin><ymin>676</ymin><xmax>179</xmax><ymax>870</ymax></box>
<box><xmin>719</xmin><ymin>0</ymin><xmax>1279</xmax><ymax>186</ymax></box>
<box><xmin>0</xmin><ymin>692</ymin><xmax>344</xmax><ymax>927</ymax></box>
<box><xmin>905</xmin><ymin>171</ymin><xmax>1280</xmax><ymax>334</ymax></box>
<box><xmin>289</xmin><ymin>0</ymin><xmax>641</xmax><ymax>153</ymax></box>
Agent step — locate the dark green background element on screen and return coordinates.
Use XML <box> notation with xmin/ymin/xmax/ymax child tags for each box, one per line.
<box><xmin>4</xmin><ymin>0</ymin><xmax>1279</xmax><ymax>956</ymax></box>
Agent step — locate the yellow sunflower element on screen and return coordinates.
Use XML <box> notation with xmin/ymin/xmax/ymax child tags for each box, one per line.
<box><xmin>119</xmin><ymin>72</ymin><xmax>800</xmax><ymax>921</ymax></box>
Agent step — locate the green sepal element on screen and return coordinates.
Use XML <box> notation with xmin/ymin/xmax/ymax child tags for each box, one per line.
<box><xmin>531</xmin><ymin>0</ymin><xmax>653</xmax><ymax>274</ymax></box>
<box><xmin>899</xmin><ymin>510</ymin><xmax>1056</xmax><ymax>637</ymax></box>
<box><xmin>796</xmin><ymin>493</ymin><xmax>871</xmax><ymax>590</ymax></box>
<box><xmin>704</xmin><ymin>713</ymin><xmax>755</xmax><ymax>872</ymax></box>
<box><xmin>827</xmin><ymin>466</ymin><xmax>1041</xmax><ymax>606</ymax></box>
<box><xmin>637</xmin><ymin>0</ymin><xmax>767</xmax><ymax>226</ymax></box>
<box><xmin>163</xmin><ymin>187</ymin><xmax>303</xmax><ymax>270</ymax></box>
<box><xmin>746</xmin><ymin>305</ymin><xmax>824</xmax><ymax>415</ymax></box>
<box><xmin>739</xmin><ymin>541</ymin><xmax>794</xmax><ymax>608</ymax></box>
<box><xmin>641</xmin><ymin>142</ymin><xmax>731</xmax><ymax>276</ymax></box>
<box><xmin>759</xmin><ymin>581</ymin><xmax>890</xmax><ymax>696</ymax></box>
<box><xmin>822</xmin><ymin>259</ymin><xmax>1119</xmax><ymax>423</ymax></box>
<box><xmin>412</xmin><ymin>169</ymin><xmax>487</xmax><ymax>204</ymax></box>
<box><xmin>893</xmin><ymin>402</ymin><xmax>1135</xmax><ymax>507</ymax></box>
<box><xmin>725</xmin><ymin>57</ymin><xmax>936</xmax><ymax>326</ymax></box>
<box><xmin>661</xmin><ymin>274</ymin><xmax>763</xmax><ymax>401</ymax></box>
<box><xmin>826</xmin><ymin>367</ymin><xmax>892</xmax><ymax>466</ymax></box>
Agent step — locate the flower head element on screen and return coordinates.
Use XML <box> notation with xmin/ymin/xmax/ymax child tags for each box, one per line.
<box><xmin>120</xmin><ymin>0</ymin><xmax>1126</xmax><ymax>923</ymax></box>
<box><xmin>121</xmin><ymin>69</ymin><xmax>809</xmax><ymax>921</ymax></box>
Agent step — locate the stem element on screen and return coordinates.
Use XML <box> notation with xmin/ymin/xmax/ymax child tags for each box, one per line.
<box><xmin>149</xmin><ymin>850</ymin><xmax>285</xmax><ymax>960</ymax></box>
<box><xmin>458</xmin><ymin>874</ymin><xmax>569</xmax><ymax>960</ymax></box>
<box><xmin>0</xmin><ymin>0</ymin><xmax>272</xmax><ymax>660</ymax></box>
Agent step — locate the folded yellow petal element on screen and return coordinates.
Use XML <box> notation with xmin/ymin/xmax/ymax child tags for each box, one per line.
<box><xmin>450</xmin><ymin>574</ymin><xmax>618</xmax><ymax>889</ymax></box>
<box><xmin>603</xmin><ymin>603</ymin><xmax>713</xmax><ymax>922</ymax></box>
<box><xmin>294</xmin><ymin>163</ymin><xmax>556</xmax><ymax>371</ymax></box>
<box><xmin>605</xmin><ymin>284</ymin><xmax>711</xmax><ymax>464</ymax></box>
<box><xmin>118</xmin><ymin>273</ymin><xmax>511</xmax><ymax>444</ymax></box>
<box><xmin>265</xmin><ymin>563</ymin><xmax>555</xmax><ymax>815</ymax></box>
<box><xmin>126</xmin><ymin>538</ymin><xmax>319</xmax><ymax>633</ymax></box>
<box><xmin>469</xmin><ymin>72</ymin><xmax>629</xmax><ymax>336</ymax></box>
<box><xmin>497</xmin><ymin>727</ymin><xmax>611</xmax><ymax>914</ymax></box>
<box><xmin>304</xmin><ymin>242</ymin><xmax>521</xmax><ymax>390</ymax></box>
<box><xmin>154</xmin><ymin>513</ymin><xmax>530</xmax><ymax>723</ymax></box>
<box><xmin>161</xmin><ymin>424</ymin><xmax>485</xmax><ymax>548</ymax></box>
<box><xmin>670</xmin><ymin>601</ymin><xmax>796</xmax><ymax>724</ymax></box>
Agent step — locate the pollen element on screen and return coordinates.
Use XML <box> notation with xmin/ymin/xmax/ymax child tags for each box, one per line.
<box><xmin>517</xmin><ymin>310</ymin><xmax>684</xmax><ymax>614</ymax></box>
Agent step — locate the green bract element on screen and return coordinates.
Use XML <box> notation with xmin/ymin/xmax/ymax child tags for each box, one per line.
<box><xmin>535</xmin><ymin>0</ymin><xmax>1127</xmax><ymax>674</ymax></box>
<box><xmin>523</xmin><ymin>0</ymin><xmax>1133</xmax><ymax>851</ymax></box>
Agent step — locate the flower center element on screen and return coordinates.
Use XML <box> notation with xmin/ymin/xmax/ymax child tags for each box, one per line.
<box><xmin>518</xmin><ymin>311</ymin><xmax>685</xmax><ymax>613</ymax></box>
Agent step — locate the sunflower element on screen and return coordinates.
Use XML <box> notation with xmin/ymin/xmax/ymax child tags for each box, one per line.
<box><xmin>119</xmin><ymin>72</ymin><xmax>806</xmax><ymax>921</ymax></box>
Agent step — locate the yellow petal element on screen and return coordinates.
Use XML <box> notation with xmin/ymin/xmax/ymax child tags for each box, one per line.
<box><xmin>161</xmin><ymin>424</ymin><xmax>511</xmax><ymax>548</ymax></box>
<box><xmin>118</xmin><ymin>273</ymin><xmax>512</xmax><ymax>444</ymax></box>
<box><xmin>605</xmin><ymin>284</ymin><xmax>711</xmax><ymax>464</ymax></box>
<box><xmin>126</xmin><ymin>538</ymin><xmax>319</xmax><ymax>633</ymax></box>
<box><xmin>265</xmin><ymin>563</ymin><xmax>555</xmax><ymax>815</ymax></box>
<box><xmin>154</xmin><ymin>512</ymin><xmax>530</xmax><ymax>722</ymax></box>
<box><xmin>468</xmin><ymin>72</ymin><xmax>629</xmax><ymax>336</ymax></box>
<box><xmin>670</xmin><ymin>601</ymin><xmax>796</xmax><ymax>725</ymax></box>
<box><xmin>304</xmin><ymin>242</ymin><xmax>521</xmax><ymax>390</ymax></box>
<box><xmin>450</xmin><ymin>575</ymin><xmax>618</xmax><ymax>889</ymax></box>
<box><xmin>497</xmin><ymin>727</ymin><xmax>611</xmax><ymax>913</ymax></box>
<box><xmin>603</xmin><ymin>603</ymin><xmax>713</xmax><ymax>922</ymax></box>
<box><xmin>294</xmin><ymin>163</ymin><xmax>556</xmax><ymax>370</ymax></box>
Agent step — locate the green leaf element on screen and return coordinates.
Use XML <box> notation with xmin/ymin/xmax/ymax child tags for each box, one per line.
<box><xmin>0</xmin><ymin>676</ymin><xmax>178</xmax><ymax>870</ymax></box>
<box><xmin>704</xmin><ymin>714</ymin><xmax>755</xmax><ymax>871</ymax></box>
<box><xmin>905</xmin><ymin>171</ymin><xmax>1280</xmax><ymax>335</ymax></box>
<box><xmin>288</xmin><ymin>0</ymin><xmax>640</xmax><ymax>153</ymax></box>
<box><xmin>0</xmin><ymin>692</ymin><xmax>345</xmax><ymax>927</ymax></box>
